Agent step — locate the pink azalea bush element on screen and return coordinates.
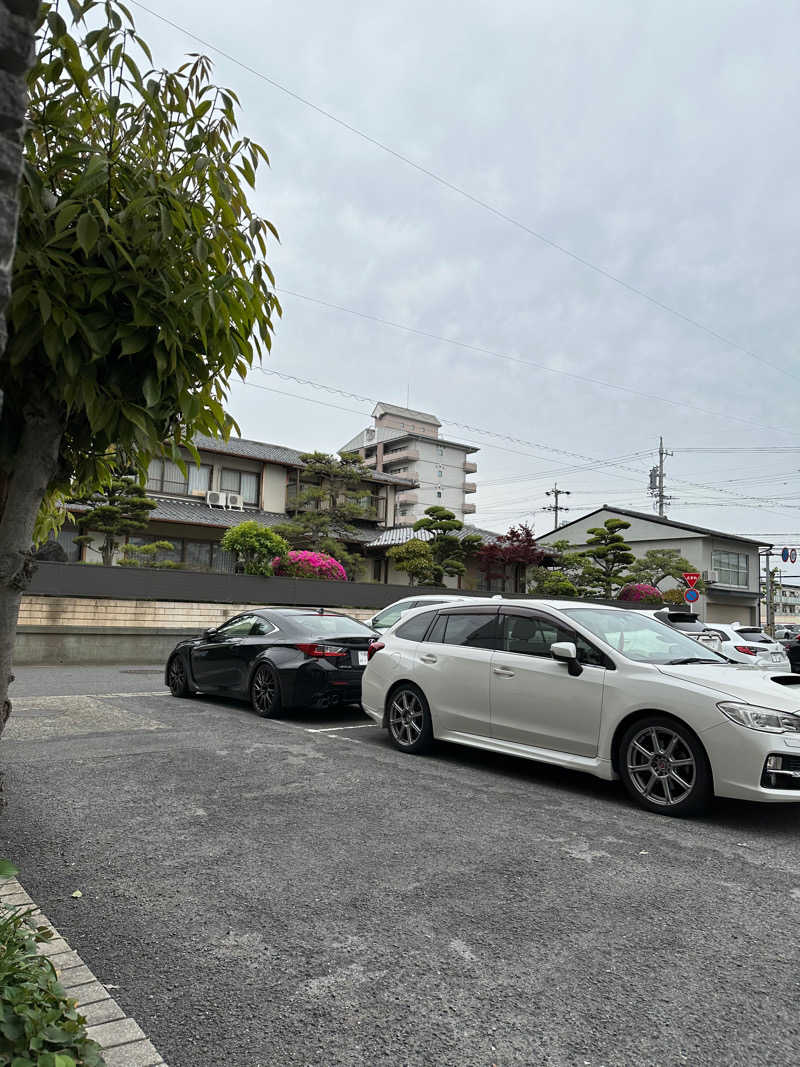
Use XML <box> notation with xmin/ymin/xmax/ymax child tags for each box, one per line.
<box><xmin>617</xmin><ymin>582</ymin><xmax>662</xmax><ymax>604</ymax></box>
<box><xmin>271</xmin><ymin>550</ymin><xmax>348</xmax><ymax>581</ymax></box>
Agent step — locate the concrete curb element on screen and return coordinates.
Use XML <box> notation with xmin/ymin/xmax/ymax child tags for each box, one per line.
<box><xmin>0</xmin><ymin>877</ymin><xmax>168</xmax><ymax>1067</ymax></box>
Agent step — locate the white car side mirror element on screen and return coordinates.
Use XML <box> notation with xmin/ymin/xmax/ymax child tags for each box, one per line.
<box><xmin>551</xmin><ymin>641</ymin><xmax>583</xmax><ymax>676</ymax></box>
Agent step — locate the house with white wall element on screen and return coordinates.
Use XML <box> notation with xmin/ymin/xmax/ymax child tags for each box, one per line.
<box><xmin>540</xmin><ymin>506</ymin><xmax>769</xmax><ymax>625</ymax></box>
<box><xmin>60</xmin><ymin>433</ymin><xmax>418</xmax><ymax>575</ymax></box>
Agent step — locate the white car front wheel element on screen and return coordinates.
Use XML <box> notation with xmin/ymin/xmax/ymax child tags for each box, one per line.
<box><xmin>619</xmin><ymin>716</ymin><xmax>712</xmax><ymax>817</ymax></box>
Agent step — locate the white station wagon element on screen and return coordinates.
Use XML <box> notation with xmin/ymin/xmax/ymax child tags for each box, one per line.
<box><xmin>362</xmin><ymin>600</ymin><xmax>800</xmax><ymax>816</ymax></box>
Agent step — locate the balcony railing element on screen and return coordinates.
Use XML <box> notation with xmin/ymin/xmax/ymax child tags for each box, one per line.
<box><xmin>463</xmin><ymin>460</ymin><xmax>478</xmax><ymax>475</ymax></box>
<box><xmin>463</xmin><ymin>481</ymin><xmax>477</xmax><ymax>494</ymax></box>
<box><xmin>463</xmin><ymin>502</ymin><xmax>477</xmax><ymax>514</ymax></box>
<box><xmin>286</xmin><ymin>486</ymin><xmax>386</xmax><ymax>522</ymax></box>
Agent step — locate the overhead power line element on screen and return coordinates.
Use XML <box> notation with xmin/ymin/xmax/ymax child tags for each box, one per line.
<box><xmin>129</xmin><ymin>0</ymin><xmax>800</xmax><ymax>388</ymax></box>
<box><xmin>274</xmin><ymin>288</ymin><xmax>799</xmax><ymax>439</ymax></box>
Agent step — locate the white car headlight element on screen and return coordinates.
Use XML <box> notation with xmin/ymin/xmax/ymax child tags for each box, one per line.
<box><xmin>717</xmin><ymin>702</ymin><xmax>800</xmax><ymax>734</ymax></box>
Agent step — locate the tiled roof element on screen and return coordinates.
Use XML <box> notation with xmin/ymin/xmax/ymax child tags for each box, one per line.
<box><xmin>69</xmin><ymin>496</ymin><xmax>290</xmax><ymax>531</ymax></box>
<box><xmin>192</xmin><ymin>433</ymin><xmax>416</xmax><ymax>486</ymax></box>
<box><xmin>365</xmin><ymin>524</ymin><xmax>501</xmax><ymax>549</ymax></box>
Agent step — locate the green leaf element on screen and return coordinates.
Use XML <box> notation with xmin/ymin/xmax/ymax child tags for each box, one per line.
<box><xmin>76</xmin><ymin>213</ymin><xmax>99</xmax><ymax>256</ymax></box>
<box><xmin>38</xmin><ymin>288</ymin><xmax>52</xmax><ymax>323</ymax></box>
<box><xmin>0</xmin><ymin>858</ymin><xmax>18</xmax><ymax>878</ymax></box>
<box><xmin>55</xmin><ymin>201</ymin><xmax>82</xmax><ymax>233</ymax></box>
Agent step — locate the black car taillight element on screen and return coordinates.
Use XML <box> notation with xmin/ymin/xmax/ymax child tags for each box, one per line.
<box><xmin>295</xmin><ymin>643</ymin><xmax>347</xmax><ymax>659</ymax></box>
<box><xmin>367</xmin><ymin>641</ymin><xmax>385</xmax><ymax>662</ymax></box>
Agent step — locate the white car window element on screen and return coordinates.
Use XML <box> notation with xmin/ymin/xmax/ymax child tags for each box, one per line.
<box><xmin>373</xmin><ymin>600</ymin><xmax>415</xmax><ymax>628</ymax></box>
<box><xmin>563</xmin><ymin>608</ymin><xmax>726</xmax><ymax>664</ymax></box>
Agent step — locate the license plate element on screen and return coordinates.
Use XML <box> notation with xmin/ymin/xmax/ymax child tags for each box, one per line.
<box><xmin>771</xmin><ymin>652</ymin><xmax>784</xmax><ymax>662</ymax></box>
<box><xmin>356</xmin><ymin>651</ymin><xmax>368</xmax><ymax>666</ymax></box>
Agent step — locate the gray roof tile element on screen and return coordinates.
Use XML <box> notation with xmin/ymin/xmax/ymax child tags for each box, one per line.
<box><xmin>192</xmin><ymin>433</ymin><xmax>416</xmax><ymax>486</ymax></box>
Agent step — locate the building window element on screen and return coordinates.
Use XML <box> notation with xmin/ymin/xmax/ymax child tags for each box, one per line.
<box><xmin>712</xmin><ymin>550</ymin><xmax>749</xmax><ymax>588</ymax></box>
<box><xmin>372</xmin><ymin>558</ymin><xmax>383</xmax><ymax>582</ymax></box>
<box><xmin>221</xmin><ymin>468</ymin><xmax>259</xmax><ymax>505</ymax></box>
<box><xmin>437</xmin><ymin>468</ymin><xmax>443</xmax><ymax>478</ymax></box>
<box><xmin>436</xmin><ymin>490</ymin><xmax>443</xmax><ymax>498</ymax></box>
<box><xmin>146</xmin><ymin>460</ymin><xmax>212</xmax><ymax>497</ymax></box>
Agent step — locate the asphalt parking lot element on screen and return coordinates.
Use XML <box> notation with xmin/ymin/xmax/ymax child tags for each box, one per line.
<box><xmin>1</xmin><ymin>665</ymin><xmax>799</xmax><ymax>1066</ymax></box>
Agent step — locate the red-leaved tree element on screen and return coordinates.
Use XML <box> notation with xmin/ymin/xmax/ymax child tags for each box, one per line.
<box><xmin>478</xmin><ymin>523</ymin><xmax>555</xmax><ymax>592</ymax></box>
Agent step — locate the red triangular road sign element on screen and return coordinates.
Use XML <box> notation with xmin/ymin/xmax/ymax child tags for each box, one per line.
<box><xmin>683</xmin><ymin>572</ymin><xmax>700</xmax><ymax>588</ymax></box>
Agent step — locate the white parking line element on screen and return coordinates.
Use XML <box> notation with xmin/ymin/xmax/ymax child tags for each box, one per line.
<box><xmin>306</xmin><ymin>723</ymin><xmax>378</xmax><ymax>733</ymax></box>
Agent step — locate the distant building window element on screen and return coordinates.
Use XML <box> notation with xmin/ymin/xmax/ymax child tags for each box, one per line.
<box><xmin>221</xmin><ymin>468</ymin><xmax>259</xmax><ymax>505</ymax></box>
<box><xmin>436</xmin><ymin>446</ymin><xmax>444</xmax><ymax>456</ymax></box>
<box><xmin>712</xmin><ymin>550</ymin><xmax>749</xmax><ymax>588</ymax></box>
<box><xmin>436</xmin><ymin>490</ymin><xmax>443</xmax><ymax>498</ymax></box>
<box><xmin>147</xmin><ymin>460</ymin><xmax>212</xmax><ymax>497</ymax></box>
<box><xmin>437</xmin><ymin>469</ymin><xmax>443</xmax><ymax>478</ymax></box>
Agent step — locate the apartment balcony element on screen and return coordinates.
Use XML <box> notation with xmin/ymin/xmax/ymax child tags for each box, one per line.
<box><xmin>463</xmin><ymin>460</ymin><xmax>478</xmax><ymax>475</ymax></box>
<box><xmin>463</xmin><ymin>481</ymin><xmax>477</xmax><ymax>494</ymax></box>
<box><xmin>382</xmin><ymin>447</ymin><xmax>420</xmax><ymax>465</ymax></box>
<box><xmin>463</xmin><ymin>502</ymin><xmax>477</xmax><ymax>514</ymax></box>
<box><xmin>286</xmin><ymin>487</ymin><xmax>386</xmax><ymax>522</ymax></box>
<box><xmin>396</xmin><ymin>492</ymin><xmax>418</xmax><ymax>506</ymax></box>
<box><xmin>362</xmin><ymin>453</ymin><xmax>377</xmax><ymax>469</ymax></box>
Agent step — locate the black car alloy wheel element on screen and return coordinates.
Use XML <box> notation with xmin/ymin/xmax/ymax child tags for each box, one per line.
<box><xmin>620</xmin><ymin>716</ymin><xmax>711</xmax><ymax>816</ymax></box>
<box><xmin>251</xmin><ymin>664</ymin><xmax>281</xmax><ymax>718</ymax></box>
<box><xmin>167</xmin><ymin>655</ymin><xmax>190</xmax><ymax>697</ymax></box>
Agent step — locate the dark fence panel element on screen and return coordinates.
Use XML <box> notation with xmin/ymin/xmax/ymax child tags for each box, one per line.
<box><xmin>26</xmin><ymin>563</ymin><xmax>527</xmax><ymax>610</ymax></box>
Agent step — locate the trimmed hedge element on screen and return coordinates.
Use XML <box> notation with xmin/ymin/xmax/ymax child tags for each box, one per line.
<box><xmin>0</xmin><ymin>868</ymin><xmax>105</xmax><ymax>1067</ymax></box>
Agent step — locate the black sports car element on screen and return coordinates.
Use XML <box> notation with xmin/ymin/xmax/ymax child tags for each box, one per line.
<box><xmin>165</xmin><ymin>608</ymin><xmax>378</xmax><ymax>716</ymax></box>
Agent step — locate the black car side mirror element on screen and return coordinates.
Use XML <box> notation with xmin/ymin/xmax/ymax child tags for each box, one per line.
<box><xmin>551</xmin><ymin>641</ymin><xmax>583</xmax><ymax>677</ymax></box>
<box><xmin>202</xmin><ymin>628</ymin><xmax>216</xmax><ymax>639</ymax></box>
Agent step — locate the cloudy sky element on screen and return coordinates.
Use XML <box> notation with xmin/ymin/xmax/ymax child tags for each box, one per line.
<box><xmin>133</xmin><ymin>0</ymin><xmax>800</xmax><ymax>571</ymax></box>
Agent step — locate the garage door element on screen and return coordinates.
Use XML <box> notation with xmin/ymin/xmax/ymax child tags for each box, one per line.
<box><xmin>705</xmin><ymin>602</ymin><xmax>756</xmax><ymax>625</ymax></box>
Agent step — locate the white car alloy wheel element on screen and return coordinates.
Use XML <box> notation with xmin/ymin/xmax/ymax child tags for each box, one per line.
<box><xmin>620</xmin><ymin>716</ymin><xmax>711</xmax><ymax>816</ymax></box>
<box><xmin>387</xmin><ymin>685</ymin><xmax>433</xmax><ymax>754</ymax></box>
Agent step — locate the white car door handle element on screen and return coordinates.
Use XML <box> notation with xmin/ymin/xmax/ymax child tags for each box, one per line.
<box><xmin>419</xmin><ymin>654</ymin><xmax>438</xmax><ymax>664</ymax></box>
<box><xmin>493</xmin><ymin>667</ymin><xmax>515</xmax><ymax>677</ymax></box>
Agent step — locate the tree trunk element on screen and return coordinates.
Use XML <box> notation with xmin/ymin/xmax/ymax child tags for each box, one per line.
<box><xmin>0</xmin><ymin>407</ymin><xmax>64</xmax><ymax>740</ymax></box>
<box><xmin>0</xmin><ymin>0</ymin><xmax>38</xmax><ymax>362</ymax></box>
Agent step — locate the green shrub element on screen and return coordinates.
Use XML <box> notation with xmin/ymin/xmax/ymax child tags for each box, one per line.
<box><xmin>0</xmin><ymin>863</ymin><xmax>105</xmax><ymax>1067</ymax></box>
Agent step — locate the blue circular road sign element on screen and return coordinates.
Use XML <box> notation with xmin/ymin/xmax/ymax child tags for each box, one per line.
<box><xmin>782</xmin><ymin>547</ymin><xmax>790</xmax><ymax>562</ymax></box>
<box><xmin>684</xmin><ymin>588</ymin><xmax>699</xmax><ymax>604</ymax></box>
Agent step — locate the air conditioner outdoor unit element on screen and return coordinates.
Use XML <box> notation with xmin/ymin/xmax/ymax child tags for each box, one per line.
<box><xmin>206</xmin><ymin>490</ymin><xmax>227</xmax><ymax>508</ymax></box>
<box><xmin>227</xmin><ymin>492</ymin><xmax>244</xmax><ymax>511</ymax></box>
<box><xmin>703</xmin><ymin>570</ymin><xmax>719</xmax><ymax>584</ymax></box>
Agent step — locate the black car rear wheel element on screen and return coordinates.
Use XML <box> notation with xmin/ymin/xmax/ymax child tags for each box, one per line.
<box><xmin>167</xmin><ymin>655</ymin><xmax>191</xmax><ymax>698</ymax></box>
<box><xmin>251</xmin><ymin>664</ymin><xmax>282</xmax><ymax>718</ymax></box>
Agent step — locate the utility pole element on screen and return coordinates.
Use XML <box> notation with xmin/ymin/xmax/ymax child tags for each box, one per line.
<box><xmin>648</xmin><ymin>436</ymin><xmax>673</xmax><ymax>517</ymax></box>
<box><xmin>544</xmin><ymin>482</ymin><xmax>570</xmax><ymax>529</ymax></box>
<box><xmin>760</xmin><ymin>548</ymin><xmax>774</xmax><ymax>634</ymax></box>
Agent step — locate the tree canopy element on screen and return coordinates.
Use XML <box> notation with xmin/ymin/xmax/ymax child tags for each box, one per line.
<box><xmin>72</xmin><ymin>475</ymin><xmax>155</xmax><ymax>566</ymax></box>
<box><xmin>0</xmin><ymin>0</ymin><xmax>278</xmax><ymax>734</ymax></box>
<box><xmin>578</xmin><ymin>518</ymin><xmax>635</xmax><ymax>598</ymax></box>
<box><xmin>387</xmin><ymin>537</ymin><xmax>436</xmax><ymax>586</ymax></box>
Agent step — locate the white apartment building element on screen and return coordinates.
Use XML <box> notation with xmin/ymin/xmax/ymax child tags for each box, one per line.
<box><xmin>341</xmin><ymin>402</ymin><xmax>478</xmax><ymax>524</ymax></box>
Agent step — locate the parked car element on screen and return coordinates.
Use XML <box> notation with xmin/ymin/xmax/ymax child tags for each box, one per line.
<box><xmin>640</xmin><ymin>609</ymin><xmax>723</xmax><ymax>654</ymax></box>
<box><xmin>165</xmin><ymin>608</ymin><xmax>378</xmax><ymax>715</ymax></box>
<box><xmin>362</xmin><ymin>600</ymin><xmax>800</xmax><ymax>816</ymax></box>
<box><xmin>700</xmin><ymin>623</ymin><xmax>791</xmax><ymax>672</ymax></box>
<box><xmin>775</xmin><ymin>623</ymin><xmax>800</xmax><ymax>640</ymax></box>
<box><xmin>778</xmin><ymin>631</ymin><xmax>800</xmax><ymax>673</ymax></box>
<box><xmin>365</xmin><ymin>594</ymin><xmax>488</xmax><ymax>632</ymax></box>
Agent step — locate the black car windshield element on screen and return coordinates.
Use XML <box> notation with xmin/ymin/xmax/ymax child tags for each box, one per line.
<box><xmin>561</xmin><ymin>608</ymin><xmax>727</xmax><ymax>665</ymax></box>
<box><xmin>289</xmin><ymin>614</ymin><xmax>375</xmax><ymax>637</ymax></box>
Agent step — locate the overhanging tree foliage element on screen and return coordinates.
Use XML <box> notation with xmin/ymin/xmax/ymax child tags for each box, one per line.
<box><xmin>0</xmin><ymin>0</ymin><xmax>279</xmax><ymax>735</ymax></box>
<box><xmin>413</xmin><ymin>506</ymin><xmax>482</xmax><ymax>586</ymax></box>
<box><xmin>72</xmin><ymin>476</ymin><xmax>156</xmax><ymax>566</ymax></box>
